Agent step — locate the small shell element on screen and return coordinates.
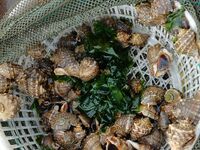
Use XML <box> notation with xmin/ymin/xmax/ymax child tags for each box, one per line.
<box><xmin>140</xmin><ymin>105</ymin><xmax>158</xmax><ymax>120</ymax></box>
<box><xmin>127</xmin><ymin>140</ymin><xmax>153</xmax><ymax>150</ymax></box>
<box><xmin>0</xmin><ymin>75</ymin><xmax>10</xmax><ymax>93</ymax></box>
<box><xmin>147</xmin><ymin>44</ymin><xmax>173</xmax><ymax>77</ymax></box>
<box><xmin>166</xmin><ymin>120</ymin><xmax>195</xmax><ymax>150</ymax></box>
<box><xmin>0</xmin><ymin>62</ymin><xmax>23</xmax><ymax>79</ymax></box>
<box><xmin>0</xmin><ymin>94</ymin><xmax>21</xmax><ymax>121</ymax></box>
<box><xmin>139</xmin><ymin>129</ymin><xmax>164</xmax><ymax>149</ymax></box>
<box><xmin>83</xmin><ymin>133</ymin><xmax>103</xmax><ymax>150</ymax></box>
<box><xmin>79</xmin><ymin>57</ymin><xmax>99</xmax><ymax>81</ymax></box>
<box><xmin>106</xmin><ymin>136</ymin><xmax>131</xmax><ymax>150</ymax></box>
<box><xmin>74</xmin><ymin>125</ymin><xmax>86</xmax><ymax>140</ymax></box>
<box><xmin>50</xmin><ymin>112</ymin><xmax>79</xmax><ymax>131</ymax></box>
<box><xmin>54</xmin><ymin>131</ymin><xmax>78</xmax><ymax>150</ymax></box>
<box><xmin>27</xmin><ymin>44</ymin><xmax>46</xmax><ymax>60</ymax></box>
<box><xmin>116</xmin><ymin>31</ymin><xmax>131</xmax><ymax>47</ymax></box>
<box><xmin>75</xmin><ymin>44</ymin><xmax>85</xmax><ymax>54</ymax></box>
<box><xmin>78</xmin><ymin>114</ymin><xmax>91</xmax><ymax>128</ymax></box>
<box><xmin>42</xmin><ymin>134</ymin><xmax>60</xmax><ymax>150</ymax></box>
<box><xmin>141</xmin><ymin>86</ymin><xmax>165</xmax><ymax>105</ymax></box>
<box><xmin>130</xmin><ymin>79</ymin><xmax>143</xmax><ymax>94</ymax></box>
<box><xmin>54</xmin><ymin>81</ymin><xmax>72</xmax><ymax>99</ymax></box>
<box><xmin>130</xmin><ymin>117</ymin><xmax>153</xmax><ymax>140</ymax></box>
<box><xmin>158</xmin><ymin>110</ymin><xmax>170</xmax><ymax>131</ymax></box>
<box><xmin>129</xmin><ymin>33</ymin><xmax>149</xmax><ymax>46</ymax></box>
<box><xmin>174</xmin><ymin>29</ymin><xmax>199</xmax><ymax>59</ymax></box>
<box><xmin>164</xmin><ymin>88</ymin><xmax>182</xmax><ymax>103</ymax></box>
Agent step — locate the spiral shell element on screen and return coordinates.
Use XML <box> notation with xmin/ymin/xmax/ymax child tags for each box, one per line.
<box><xmin>147</xmin><ymin>44</ymin><xmax>173</xmax><ymax>77</ymax></box>
<box><xmin>140</xmin><ymin>105</ymin><xmax>158</xmax><ymax>120</ymax></box>
<box><xmin>0</xmin><ymin>62</ymin><xmax>23</xmax><ymax>79</ymax></box>
<box><xmin>0</xmin><ymin>94</ymin><xmax>21</xmax><ymax>121</ymax></box>
<box><xmin>0</xmin><ymin>75</ymin><xmax>10</xmax><ymax>93</ymax></box>
<box><xmin>79</xmin><ymin>57</ymin><xmax>99</xmax><ymax>81</ymax></box>
<box><xmin>130</xmin><ymin>117</ymin><xmax>153</xmax><ymax>140</ymax></box>
<box><xmin>50</xmin><ymin>112</ymin><xmax>80</xmax><ymax>131</ymax></box>
<box><xmin>141</xmin><ymin>86</ymin><xmax>165</xmax><ymax>105</ymax></box>
<box><xmin>83</xmin><ymin>133</ymin><xmax>103</xmax><ymax>150</ymax></box>
<box><xmin>164</xmin><ymin>88</ymin><xmax>183</xmax><ymax>103</ymax></box>
<box><xmin>54</xmin><ymin>81</ymin><xmax>72</xmax><ymax>99</ymax></box>
<box><xmin>166</xmin><ymin>120</ymin><xmax>195</xmax><ymax>150</ymax></box>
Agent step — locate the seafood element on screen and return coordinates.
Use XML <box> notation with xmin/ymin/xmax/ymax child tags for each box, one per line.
<box><xmin>174</xmin><ymin>29</ymin><xmax>199</xmax><ymax>59</ymax></box>
<box><xmin>127</xmin><ymin>140</ymin><xmax>153</xmax><ymax>150</ymax></box>
<box><xmin>50</xmin><ymin>112</ymin><xmax>80</xmax><ymax>131</ymax></box>
<box><xmin>164</xmin><ymin>88</ymin><xmax>183</xmax><ymax>103</ymax></box>
<box><xmin>0</xmin><ymin>94</ymin><xmax>21</xmax><ymax>121</ymax></box>
<box><xmin>78</xmin><ymin>114</ymin><xmax>91</xmax><ymax>128</ymax></box>
<box><xmin>130</xmin><ymin>79</ymin><xmax>143</xmax><ymax>94</ymax></box>
<box><xmin>74</xmin><ymin>124</ymin><xmax>86</xmax><ymax>140</ymax></box>
<box><xmin>16</xmin><ymin>68</ymin><xmax>47</xmax><ymax>98</ymax></box>
<box><xmin>166</xmin><ymin>120</ymin><xmax>195</xmax><ymax>150</ymax></box>
<box><xmin>139</xmin><ymin>129</ymin><xmax>164</xmax><ymax>150</ymax></box>
<box><xmin>116</xmin><ymin>31</ymin><xmax>131</xmax><ymax>47</ymax></box>
<box><xmin>147</xmin><ymin>44</ymin><xmax>173</xmax><ymax>77</ymax></box>
<box><xmin>106</xmin><ymin>136</ymin><xmax>131</xmax><ymax>150</ymax></box>
<box><xmin>75</xmin><ymin>44</ymin><xmax>85</xmax><ymax>54</ymax></box>
<box><xmin>140</xmin><ymin>105</ymin><xmax>158</xmax><ymax>120</ymax></box>
<box><xmin>67</xmin><ymin>89</ymin><xmax>81</xmax><ymax>101</ymax></box>
<box><xmin>54</xmin><ymin>81</ymin><xmax>72</xmax><ymax>99</ymax></box>
<box><xmin>158</xmin><ymin>110</ymin><xmax>170</xmax><ymax>131</ymax></box>
<box><xmin>141</xmin><ymin>86</ymin><xmax>165</xmax><ymax>105</ymax></box>
<box><xmin>130</xmin><ymin>117</ymin><xmax>153</xmax><ymax>140</ymax></box>
<box><xmin>79</xmin><ymin>57</ymin><xmax>99</xmax><ymax>81</ymax></box>
<box><xmin>0</xmin><ymin>75</ymin><xmax>10</xmax><ymax>93</ymax></box>
<box><xmin>27</xmin><ymin>44</ymin><xmax>46</xmax><ymax>60</ymax></box>
<box><xmin>0</xmin><ymin>62</ymin><xmax>23</xmax><ymax>79</ymax></box>
<box><xmin>42</xmin><ymin>134</ymin><xmax>60</xmax><ymax>150</ymax></box>
<box><xmin>129</xmin><ymin>33</ymin><xmax>149</xmax><ymax>47</ymax></box>
<box><xmin>83</xmin><ymin>133</ymin><xmax>103</xmax><ymax>150</ymax></box>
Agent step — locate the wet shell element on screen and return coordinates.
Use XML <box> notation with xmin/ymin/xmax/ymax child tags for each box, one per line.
<box><xmin>83</xmin><ymin>133</ymin><xmax>103</xmax><ymax>150</ymax></box>
<box><xmin>174</xmin><ymin>29</ymin><xmax>199</xmax><ymax>59</ymax></box>
<box><xmin>0</xmin><ymin>75</ymin><xmax>10</xmax><ymax>93</ymax></box>
<box><xmin>54</xmin><ymin>81</ymin><xmax>72</xmax><ymax>99</ymax></box>
<box><xmin>147</xmin><ymin>44</ymin><xmax>173</xmax><ymax>77</ymax></box>
<box><xmin>171</xmin><ymin>98</ymin><xmax>200</xmax><ymax>125</ymax></box>
<box><xmin>0</xmin><ymin>62</ymin><xmax>23</xmax><ymax>79</ymax></box>
<box><xmin>54</xmin><ymin>131</ymin><xmax>78</xmax><ymax>150</ymax></box>
<box><xmin>129</xmin><ymin>33</ymin><xmax>149</xmax><ymax>46</ymax></box>
<box><xmin>0</xmin><ymin>94</ymin><xmax>21</xmax><ymax>121</ymax></box>
<box><xmin>79</xmin><ymin>57</ymin><xmax>99</xmax><ymax>81</ymax></box>
<box><xmin>106</xmin><ymin>136</ymin><xmax>131</xmax><ymax>150</ymax></box>
<box><xmin>139</xmin><ymin>129</ymin><xmax>164</xmax><ymax>150</ymax></box>
<box><xmin>141</xmin><ymin>86</ymin><xmax>165</xmax><ymax>105</ymax></box>
<box><xmin>50</xmin><ymin>112</ymin><xmax>80</xmax><ymax>131</ymax></box>
<box><xmin>164</xmin><ymin>88</ymin><xmax>182</xmax><ymax>103</ymax></box>
<box><xmin>130</xmin><ymin>117</ymin><xmax>153</xmax><ymax>140</ymax></box>
<box><xmin>140</xmin><ymin>105</ymin><xmax>158</xmax><ymax>120</ymax></box>
<box><xmin>166</xmin><ymin>120</ymin><xmax>195</xmax><ymax>150</ymax></box>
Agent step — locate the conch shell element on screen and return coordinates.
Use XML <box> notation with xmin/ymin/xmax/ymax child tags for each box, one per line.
<box><xmin>0</xmin><ymin>94</ymin><xmax>21</xmax><ymax>121</ymax></box>
<box><xmin>166</xmin><ymin>120</ymin><xmax>195</xmax><ymax>150</ymax></box>
<box><xmin>174</xmin><ymin>29</ymin><xmax>199</xmax><ymax>59</ymax></box>
<box><xmin>147</xmin><ymin>43</ymin><xmax>173</xmax><ymax>77</ymax></box>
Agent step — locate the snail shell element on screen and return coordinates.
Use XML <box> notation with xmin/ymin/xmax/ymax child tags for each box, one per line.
<box><xmin>141</xmin><ymin>86</ymin><xmax>165</xmax><ymax>105</ymax></box>
<box><xmin>54</xmin><ymin>81</ymin><xmax>72</xmax><ymax>99</ymax></box>
<box><xmin>166</xmin><ymin>120</ymin><xmax>195</xmax><ymax>150</ymax></box>
<box><xmin>140</xmin><ymin>105</ymin><xmax>158</xmax><ymax>120</ymax></box>
<box><xmin>129</xmin><ymin>33</ymin><xmax>149</xmax><ymax>47</ymax></box>
<box><xmin>158</xmin><ymin>110</ymin><xmax>170</xmax><ymax>131</ymax></box>
<box><xmin>27</xmin><ymin>44</ymin><xmax>46</xmax><ymax>60</ymax></box>
<box><xmin>116</xmin><ymin>31</ymin><xmax>131</xmax><ymax>47</ymax></box>
<box><xmin>83</xmin><ymin>133</ymin><xmax>103</xmax><ymax>150</ymax></box>
<box><xmin>0</xmin><ymin>94</ymin><xmax>21</xmax><ymax>121</ymax></box>
<box><xmin>164</xmin><ymin>88</ymin><xmax>183</xmax><ymax>103</ymax></box>
<box><xmin>0</xmin><ymin>75</ymin><xmax>10</xmax><ymax>93</ymax></box>
<box><xmin>130</xmin><ymin>117</ymin><xmax>153</xmax><ymax>140</ymax></box>
<box><xmin>106</xmin><ymin>136</ymin><xmax>131</xmax><ymax>150</ymax></box>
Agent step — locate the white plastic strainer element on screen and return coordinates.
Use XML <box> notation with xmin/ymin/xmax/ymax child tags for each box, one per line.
<box><xmin>0</xmin><ymin>4</ymin><xmax>200</xmax><ymax>150</ymax></box>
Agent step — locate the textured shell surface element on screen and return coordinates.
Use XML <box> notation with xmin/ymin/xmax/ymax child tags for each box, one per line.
<box><xmin>129</xmin><ymin>33</ymin><xmax>149</xmax><ymax>47</ymax></box>
<box><xmin>130</xmin><ymin>117</ymin><xmax>153</xmax><ymax>140</ymax></box>
<box><xmin>27</xmin><ymin>44</ymin><xmax>46</xmax><ymax>60</ymax></box>
<box><xmin>0</xmin><ymin>75</ymin><xmax>10</xmax><ymax>93</ymax></box>
<box><xmin>140</xmin><ymin>105</ymin><xmax>158</xmax><ymax>120</ymax></box>
<box><xmin>54</xmin><ymin>81</ymin><xmax>72</xmax><ymax>99</ymax></box>
<box><xmin>116</xmin><ymin>31</ymin><xmax>131</xmax><ymax>47</ymax></box>
<box><xmin>127</xmin><ymin>140</ymin><xmax>153</xmax><ymax>150</ymax></box>
<box><xmin>166</xmin><ymin>120</ymin><xmax>195</xmax><ymax>150</ymax></box>
<box><xmin>158</xmin><ymin>110</ymin><xmax>170</xmax><ymax>131</ymax></box>
<box><xmin>0</xmin><ymin>94</ymin><xmax>21</xmax><ymax>121</ymax></box>
<box><xmin>172</xmin><ymin>98</ymin><xmax>200</xmax><ymax>125</ymax></box>
<box><xmin>0</xmin><ymin>62</ymin><xmax>23</xmax><ymax>79</ymax></box>
<box><xmin>83</xmin><ymin>133</ymin><xmax>103</xmax><ymax>150</ymax></box>
<box><xmin>174</xmin><ymin>29</ymin><xmax>199</xmax><ymax>59</ymax></box>
<box><xmin>139</xmin><ymin>129</ymin><xmax>164</xmax><ymax>150</ymax></box>
<box><xmin>79</xmin><ymin>57</ymin><xmax>99</xmax><ymax>81</ymax></box>
<box><xmin>147</xmin><ymin>44</ymin><xmax>172</xmax><ymax>77</ymax></box>
<box><xmin>141</xmin><ymin>86</ymin><xmax>165</xmax><ymax>105</ymax></box>
<box><xmin>50</xmin><ymin>112</ymin><xmax>80</xmax><ymax>131</ymax></box>
<box><xmin>164</xmin><ymin>88</ymin><xmax>182</xmax><ymax>103</ymax></box>
<box><xmin>106</xmin><ymin>136</ymin><xmax>131</xmax><ymax>150</ymax></box>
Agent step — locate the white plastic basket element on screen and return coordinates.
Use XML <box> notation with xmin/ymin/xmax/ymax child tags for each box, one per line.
<box><xmin>1</xmin><ymin>4</ymin><xmax>200</xmax><ymax>150</ymax></box>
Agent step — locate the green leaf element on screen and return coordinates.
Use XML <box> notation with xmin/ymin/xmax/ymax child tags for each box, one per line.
<box><xmin>105</xmin><ymin>47</ymin><xmax>119</xmax><ymax>58</ymax></box>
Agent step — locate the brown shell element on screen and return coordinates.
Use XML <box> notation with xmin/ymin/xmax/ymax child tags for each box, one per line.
<box><xmin>130</xmin><ymin>117</ymin><xmax>153</xmax><ymax>140</ymax></box>
<box><xmin>79</xmin><ymin>57</ymin><xmax>99</xmax><ymax>81</ymax></box>
<box><xmin>164</xmin><ymin>88</ymin><xmax>183</xmax><ymax>103</ymax></box>
<box><xmin>147</xmin><ymin>44</ymin><xmax>172</xmax><ymax>77</ymax></box>
<box><xmin>129</xmin><ymin>33</ymin><xmax>149</xmax><ymax>46</ymax></box>
<box><xmin>54</xmin><ymin>131</ymin><xmax>78</xmax><ymax>150</ymax></box>
<box><xmin>130</xmin><ymin>79</ymin><xmax>143</xmax><ymax>94</ymax></box>
<box><xmin>127</xmin><ymin>140</ymin><xmax>153</xmax><ymax>150</ymax></box>
<box><xmin>116</xmin><ymin>31</ymin><xmax>131</xmax><ymax>47</ymax></box>
<box><xmin>54</xmin><ymin>81</ymin><xmax>72</xmax><ymax>99</ymax></box>
<box><xmin>0</xmin><ymin>94</ymin><xmax>21</xmax><ymax>121</ymax></box>
<box><xmin>0</xmin><ymin>75</ymin><xmax>10</xmax><ymax>93</ymax></box>
<box><xmin>158</xmin><ymin>110</ymin><xmax>170</xmax><ymax>131</ymax></box>
<box><xmin>141</xmin><ymin>86</ymin><xmax>165</xmax><ymax>105</ymax></box>
<box><xmin>139</xmin><ymin>129</ymin><xmax>164</xmax><ymax>149</ymax></box>
<box><xmin>174</xmin><ymin>29</ymin><xmax>199</xmax><ymax>59</ymax></box>
<box><xmin>74</xmin><ymin>125</ymin><xmax>86</xmax><ymax>140</ymax></box>
<box><xmin>27</xmin><ymin>44</ymin><xmax>46</xmax><ymax>60</ymax></box>
<box><xmin>0</xmin><ymin>62</ymin><xmax>23</xmax><ymax>79</ymax></box>
<box><xmin>140</xmin><ymin>105</ymin><xmax>158</xmax><ymax>120</ymax></box>
<box><xmin>50</xmin><ymin>112</ymin><xmax>79</xmax><ymax>131</ymax></box>
<box><xmin>166</xmin><ymin>120</ymin><xmax>195</xmax><ymax>150</ymax></box>
<box><xmin>106</xmin><ymin>136</ymin><xmax>130</xmax><ymax>150</ymax></box>
<box><xmin>83</xmin><ymin>133</ymin><xmax>103</xmax><ymax>150</ymax></box>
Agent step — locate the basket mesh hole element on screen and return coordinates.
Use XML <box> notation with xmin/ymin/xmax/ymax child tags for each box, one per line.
<box><xmin>19</xmin><ymin>112</ymin><xmax>23</xmax><ymax>117</ymax></box>
<box><xmin>21</xmin><ymin>121</ymin><xmax>26</xmax><ymax>126</ymax></box>
<box><xmin>27</xmin><ymin>137</ymin><xmax>34</xmax><ymax>142</ymax></box>
<box><xmin>4</xmin><ymin>131</ymin><xmax>12</xmax><ymax>136</ymax></box>
<box><xmin>1</xmin><ymin>121</ymin><xmax>9</xmax><ymax>127</ymax></box>
<box><xmin>24</xmin><ymin>129</ymin><xmax>29</xmax><ymax>134</ymax></box>
<box><xmin>8</xmin><ymin>139</ymin><xmax>17</xmax><ymax>145</ymax></box>
<box><xmin>33</xmin><ymin>128</ymin><xmax>39</xmax><ymax>133</ymax></box>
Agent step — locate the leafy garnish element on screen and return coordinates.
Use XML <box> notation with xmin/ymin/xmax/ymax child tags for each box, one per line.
<box><xmin>165</xmin><ymin>7</ymin><xmax>185</xmax><ymax>31</ymax></box>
